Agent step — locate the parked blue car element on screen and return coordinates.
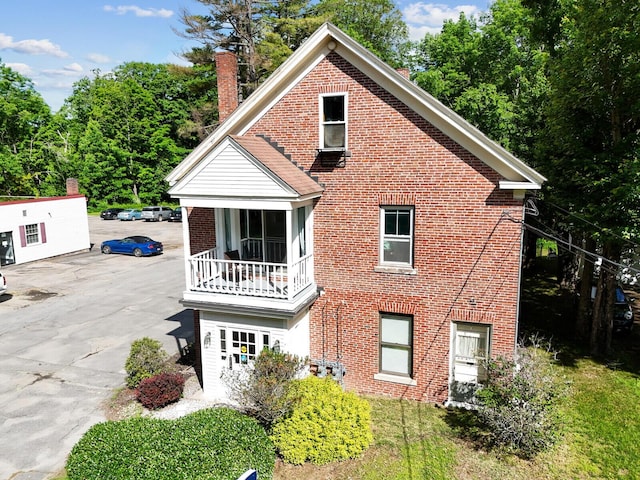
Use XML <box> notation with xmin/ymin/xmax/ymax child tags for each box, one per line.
<box><xmin>117</xmin><ymin>208</ymin><xmax>142</xmax><ymax>221</ymax></box>
<box><xmin>101</xmin><ymin>236</ymin><xmax>163</xmax><ymax>257</ymax></box>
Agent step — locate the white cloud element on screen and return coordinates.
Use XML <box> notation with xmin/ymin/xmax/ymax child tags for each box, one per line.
<box><xmin>86</xmin><ymin>52</ymin><xmax>111</xmax><ymax>63</ymax></box>
<box><xmin>403</xmin><ymin>3</ymin><xmax>482</xmax><ymax>40</ymax></box>
<box><xmin>50</xmin><ymin>79</ymin><xmax>78</xmax><ymax>89</ymax></box>
<box><xmin>103</xmin><ymin>5</ymin><xmax>174</xmax><ymax>18</ymax></box>
<box><xmin>42</xmin><ymin>63</ymin><xmax>84</xmax><ymax>77</ymax></box>
<box><xmin>5</xmin><ymin>62</ymin><xmax>33</xmax><ymax>75</ymax></box>
<box><xmin>0</xmin><ymin>32</ymin><xmax>69</xmax><ymax>57</ymax></box>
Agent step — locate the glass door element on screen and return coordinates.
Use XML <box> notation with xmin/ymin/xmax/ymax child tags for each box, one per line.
<box><xmin>220</xmin><ymin>328</ymin><xmax>270</xmax><ymax>371</ymax></box>
<box><xmin>0</xmin><ymin>231</ymin><xmax>15</xmax><ymax>266</ymax></box>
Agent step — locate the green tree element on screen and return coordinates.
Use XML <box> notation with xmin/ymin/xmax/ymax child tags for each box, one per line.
<box><xmin>0</xmin><ymin>61</ymin><xmax>51</xmax><ymax>196</ymax></box>
<box><xmin>414</xmin><ymin>14</ymin><xmax>482</xmax><ymax>105</ymax></box>
<box><xmin>65</xmin><ymin>63</ymin><xmax>197</xmax><ymax>205</ymax></box>
<box><xmin>314</xmin><ymin>0</ymin><xmax>410</xmax><ymax>67</ymax></box>
<box><xmin>177</xmin><ymin>0</ymin><xmax>409</xmax><ymax>102</ymax></box>
<box><xmin>414</xmin><ymin>0</ymin><xmax>548</xmax><ymax>157</ymax></box>
<box><xmin>177</xmin><ymin>0</ymin><xmax>321</xmax><ymax>102</ymax></box>
<box><xmin>35</xmin><ymin>111</ymin><xmax>82</xmax><ymax>196</ymax></box>
<box><xmin>178</xmin><ymin>0</ymin><xmax>267</xmax><ymax>97</ymax></box>
<box><xmin>539</xmin><ymin>0</ymin><xmax>640</xmax><ymax>355</ymax></box>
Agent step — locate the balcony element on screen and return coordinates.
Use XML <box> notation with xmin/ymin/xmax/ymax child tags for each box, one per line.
<box><xmin>187</xmin><ymin>248</ymin><xmax>314</xmax><ymax>302</ymax></box>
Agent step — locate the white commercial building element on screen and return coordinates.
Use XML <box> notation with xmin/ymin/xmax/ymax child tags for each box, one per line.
<box><xmin>0</xmin><ymin>181</ymin><xmax>90</xmax><ymax>266</ymax></box>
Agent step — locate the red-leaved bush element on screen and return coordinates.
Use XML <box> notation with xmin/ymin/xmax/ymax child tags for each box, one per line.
<box><xmin>136</xmin><ymin>372</ymin><xmax>185</xmax><ymax>410</ymax></box>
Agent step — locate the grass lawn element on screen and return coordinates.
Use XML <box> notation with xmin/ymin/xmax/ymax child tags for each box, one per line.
<box><xmin>58</xmin><ymin>269</ymin><xmax>640</xmax><ymax>479</ymax></box>
<box><xmin>274</xmin><ymin>361</ymin><xmax>640</xmax><ymax>480</ymax></box>
<box><xmin>276</xmin><ymin>269</ymin><xmax>640</xmax><ymax>479</ymax></box>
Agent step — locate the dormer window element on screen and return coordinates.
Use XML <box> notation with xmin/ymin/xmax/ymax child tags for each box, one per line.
<box><xmin>320</xmin><ymin>94</ymin><xmax>347</xmax><ymax>150</ymax></box>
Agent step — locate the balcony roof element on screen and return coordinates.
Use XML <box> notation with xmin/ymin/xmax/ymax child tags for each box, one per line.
<box><xmin>168</xmin><ymin>135</ymin><xmax>323</xmax><ymax>203</ymax></box>
<box><xmin>231</xmin><ymin>136</ymin><xmax>324</xmax><ymax>197</ymax></box>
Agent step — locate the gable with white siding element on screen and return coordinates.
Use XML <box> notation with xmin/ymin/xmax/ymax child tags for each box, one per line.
<box><xmin>170</xmin><ymin>137</ymin><xmax>304</xmax><ymax>199</ymax></box>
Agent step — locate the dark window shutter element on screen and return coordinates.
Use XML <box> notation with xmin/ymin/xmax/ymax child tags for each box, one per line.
<box><xmin>40</xmin><ymin>223</ymin><xmax>47</xmax><ymax>244</ymax></box>
<box><xmin>19</xmin><ymin>226</ymin><xmax>26</xmax><ymax>247</ymax></box>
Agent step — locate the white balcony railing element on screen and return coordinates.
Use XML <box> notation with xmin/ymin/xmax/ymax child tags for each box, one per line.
<box><xmin>188</xmin><ymin>248</ymin><xmax>313</xmax><ymax>300</ymax></box>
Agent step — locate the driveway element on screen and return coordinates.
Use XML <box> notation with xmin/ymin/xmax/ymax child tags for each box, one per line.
<box><xmin>0</xmin><ymin>215</ymin><xmax>193</xmax><ymax>480</ymax></box>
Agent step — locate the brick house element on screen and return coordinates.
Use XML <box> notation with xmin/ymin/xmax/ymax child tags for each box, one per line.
<box><xmin>166</xmin><ymin>23</ymin><xmax>545</xmax><ymax>404</ymax></box>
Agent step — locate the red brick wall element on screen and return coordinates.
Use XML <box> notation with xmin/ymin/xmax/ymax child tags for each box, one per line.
<box><xmin>244</xmin><ymin>53</ymin><xmax>524</xmax><ymax>403</ymax></box>
<box><xmin>216</xmin><ymin>51</ymin><xmax>239</xmax><ymax>123</ymax></box>
<box><xmin>187</xmin><ymin>207</ymin><xmax>216</xmax><ymax>255</ymax></box>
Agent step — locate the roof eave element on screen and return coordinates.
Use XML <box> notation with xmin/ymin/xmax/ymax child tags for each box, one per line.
<box><xmin>499</xmin><ymin>181</ymin><xmax>542</xmax><ymax>191</ymax></box>
<box><xmin>331</xmin><ymin>32</ymin><xmax>546</xmax><ymax>187</ymax></box>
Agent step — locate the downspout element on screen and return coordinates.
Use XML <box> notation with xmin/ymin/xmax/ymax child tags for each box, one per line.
<box><xmin>514</xmin><ymin>199</ymin><xmax>527</xmax><ymax>353</ymax></box>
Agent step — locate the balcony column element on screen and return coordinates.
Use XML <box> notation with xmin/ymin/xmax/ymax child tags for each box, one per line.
<box><xmin>182</xmin><ymin>206</ymin><xmax>192</xmax><ymax>291</ymax></box>
<box><xmin>307</xmin><ymin>206</ymin><xmax>314</xmax><ymax>287</ymax></box>
<box><xmin>286</xmin><ymin>209</ymin><xmax>293</xmax><ymax>300</ymax></box>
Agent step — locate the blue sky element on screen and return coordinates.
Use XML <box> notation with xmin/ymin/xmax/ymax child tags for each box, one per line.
<box><xmin>1</xmin><ymin>1</ymin><xmax>491</xmax><ymax>112</ymax></box>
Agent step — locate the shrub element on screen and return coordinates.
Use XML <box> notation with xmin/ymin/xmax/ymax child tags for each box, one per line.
<box><xmin>476</xmin><ymin>341</ymin><xmax>565</xmax><ymax>458</ymax></box>
<box><xmin>270</xmin><ymin>375</ymin><xmax>373</xmax><ymax>465</ymax></box>
<box><xmin>223</xmin><ymin>347</ymin><xmax>306</xmax><ymax>429</ymax></box>
<box><xmin>125</xmin><ymin>337</ymin><xmax>168</xmax><ymax>388</ymax></box>
<box><xmin>67</xmin><ymin>407</ymin><xmax>275</xmax><ymax>480</ymax></box>
<box><xmin>136</xmin><ymin>372</ymin><xmax>185</xmax><ymax>410</ymax></box>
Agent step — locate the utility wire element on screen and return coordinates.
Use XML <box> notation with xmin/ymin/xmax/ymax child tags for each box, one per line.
<box><xmin>542</xmin><ymin>199</ymin><xmax>640</xmax><ymax>251</ymax></box>
<box><xmin>503</xmin><ymin>208</ymin><xmax>640</xmax><ymax>278</ymax></box>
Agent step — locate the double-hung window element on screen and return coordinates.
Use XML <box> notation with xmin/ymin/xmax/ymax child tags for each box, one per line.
<box><xmin>320</xmin><ymin>94</ymin><xmax>346</xmax><ymax>150</ymax></box>
<box><xmin>380</xmin><ymin>207</ymin><xmax>414</xmax><ymax>266</ymax></box>
<box><xmin>25</xmin><ymin>224</ymin><xmax>40</xmax><ymax>245</ymax></box>
<box><xmin>380</xmin><ymin>313</ymin><xmax>413</xmax><ymax>377</ymax></box>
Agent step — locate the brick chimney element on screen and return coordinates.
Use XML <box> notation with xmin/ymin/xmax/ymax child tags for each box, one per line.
<box><xmin>216</xmin><ymin>51</ymin><xmax>239</xmax><ymax>123</ymax></box>
<box><xmin>66</xmin><ymin>178</ymin><xmax>79</xmax><ymax>195</ymax></box>
<box><xmin>396</xmin><ymin>68</ymin><xmax>410</xmax><ymax>80</ymax></box>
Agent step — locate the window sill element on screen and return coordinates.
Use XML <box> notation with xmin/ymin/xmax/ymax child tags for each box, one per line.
<box><xmin>374</xmin><ymin>373</ymin><xmax>417</xmax><ymax>386</ymax></box>
<box><xmin>374</xmin><ymin>265</ymin><xmax>417</xmax><ymax>275</ymax></box>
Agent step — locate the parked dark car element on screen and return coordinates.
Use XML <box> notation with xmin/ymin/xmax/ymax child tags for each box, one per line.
<box><xmin>614</xmin><ymin>287</ymin><xmax>634</xmax><ymax>333</ymax></box>
<box><xmin>168</xmin><ymin>208</ymin><xmax>182</xmax><ymax>222</ymax></box>
<box><xmin>590</xmin><ymin>285</ymin><xmax>635</xmax><ymax>333</ymax></box>
<box><xmin>101</xmin><ymin>236</ymin><xmax>163</xmax><ymax>257</ymax></box>
<box><xmin>100</xmin><ymin>208</ymin><xmax>124</xmax><ymax>220</ymax></box>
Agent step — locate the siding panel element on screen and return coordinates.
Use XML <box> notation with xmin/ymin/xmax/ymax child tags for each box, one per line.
<box><xmin>181</xmin><ymin>144</ymin><xmax>291</xmax><ymax>197</ymax></box>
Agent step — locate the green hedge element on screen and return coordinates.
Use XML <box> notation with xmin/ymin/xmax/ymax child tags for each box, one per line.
<box><xmin>66</xmin><ymin>408</ymin><xmax>275</xmax><ymax>480</ymax></box>
<box><xmin>270</xmin><ymin>376</ymin><xmax>373</xmax><ymax>465</ymax></box>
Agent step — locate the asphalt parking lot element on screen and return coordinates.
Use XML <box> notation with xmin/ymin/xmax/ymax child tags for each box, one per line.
<box><xmin>0</xmin><ymin>215</ymin><xmax>193</xmax><ymax>480</ymax></box>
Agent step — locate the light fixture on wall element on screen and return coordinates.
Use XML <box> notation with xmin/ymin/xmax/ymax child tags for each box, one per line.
<box><xmin>204</xmin><ymin>331</ymin><xmax>211</xmax><ymax>349</ymax></box>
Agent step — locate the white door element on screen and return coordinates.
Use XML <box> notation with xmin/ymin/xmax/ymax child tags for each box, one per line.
<box><xmin>453</xmin><ymin>323</ymin><xmax>490</xmax><ymax>384</ymax></box>
<box><xmin>220</xmin><ymin>328</ymin><xmax>270</xmax><ymax>371</ymax></box>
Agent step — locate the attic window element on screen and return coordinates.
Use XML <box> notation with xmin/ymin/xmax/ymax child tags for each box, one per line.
<box><xmin>319</xmin><ymin>94</ymin><xmax>347</xmax><ymax>151</ymax></box>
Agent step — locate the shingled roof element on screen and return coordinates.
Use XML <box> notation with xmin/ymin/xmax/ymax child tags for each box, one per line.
<box><xmin>229</xmin><ymin>135</ymin><xmax>323</xmax><ymax>197</ymax></box>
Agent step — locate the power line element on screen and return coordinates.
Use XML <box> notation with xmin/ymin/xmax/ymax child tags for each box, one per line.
<box><xmin>522</xmin><ymin>221</ymin><xmax>640</xmax><ymax>279</ymax></box>
<box><xmin>542</xmin><ymin>199</ymin><xmax>640</xmax><ymax>251</ymax></box>
<box><xmin>502</xmin><ymin>208</ymin><xmax>640</xmax><ymax>278</ymax></box>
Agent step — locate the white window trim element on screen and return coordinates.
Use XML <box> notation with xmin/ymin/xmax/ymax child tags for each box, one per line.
<box><xmin>25</xmin><ymin>223</ymin><xmax>41</xmax><ymax>245</ymax></box>
<box><xmin>374</xmin><ymin>372</ymin><xmax>417</xmax><ymax>386</ymax></box>
<box><xmin>318</xmin><ymin>92</ymin><xmax>348</xmax><ymax>151</ymax></box>
<box><xmin>379</xmin><ymin>206</ymin><xmax>414</xmax><ymax>267</ymax></box>
<box><xmin>379</xmin><ymin>313</ymin><xmax>413</xmax><ymax>378</ymax></box>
